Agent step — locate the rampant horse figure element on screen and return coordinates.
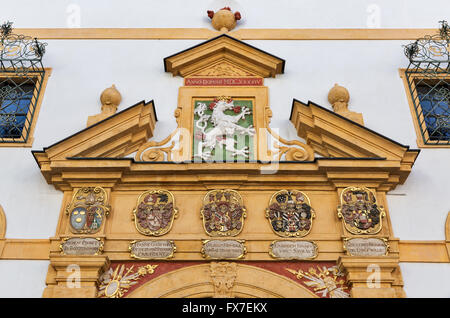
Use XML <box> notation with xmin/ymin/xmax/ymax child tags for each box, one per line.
<box><xmin>194</xmin><ymin>98</ymin><xmax>255</xmax><ymax>160</ymax></box>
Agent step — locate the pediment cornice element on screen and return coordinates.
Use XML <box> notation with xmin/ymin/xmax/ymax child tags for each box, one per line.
<box><xmin>163</xmin><ymin>34</ymin><xmax>285</xmax><ymax>78</ymax></box>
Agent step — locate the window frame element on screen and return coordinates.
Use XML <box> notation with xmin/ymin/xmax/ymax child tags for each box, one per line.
<box><xmin>0</xmin><ymin>68</ymin><xmax>51</xmax><ymax>147</ymax></box>
<box><xmin>399</xmin><ymin>68</ymin><xmax>450</xmax><ymax>148</ymax></box>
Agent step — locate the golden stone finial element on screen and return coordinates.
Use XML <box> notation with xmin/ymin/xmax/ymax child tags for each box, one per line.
<box><xmin>87</xmin><ymin>84</ymin><xmax>122</xmax><ymax>127</ymax></box>
<box><xmin>100</xmin><ymin>84</ymin><xmax>122</xmax><ymax>113</ymax></box>
<box><xmin>327</xmin><ymin>83</ymin><xmax>364</xmax><ymax>126</ymax></box>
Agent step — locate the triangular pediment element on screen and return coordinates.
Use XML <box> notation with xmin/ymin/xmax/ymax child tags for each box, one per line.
<box><xmin>32</xmin><ymin>100</ymin><xmax>157</xmax><ymax>181</ymax></box>
<box><xmin>164</xmin><ymin>34</ymin><xmax>285</xmax><ymax>78</ymax></box>
<box><xmin>290</xmin><ymin>99</ymin><xmax>419</xmax><ymax>182</ymax></box>
<box><xmin>189</xmin><ymin>60</ymin><xmax>257</xmax><ymax>77</ymax></box>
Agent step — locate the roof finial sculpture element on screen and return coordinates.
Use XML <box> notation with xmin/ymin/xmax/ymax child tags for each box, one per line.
<box><xmin>328</xmin><ymin>84</ymin><xmax>364</xmax><ymax>126</ymax></box>
<box><xmin>207</xmin><ymin>7</ymin><xmax>241</xmax><ymax>32</ymax></box>
<box><xmin>87</xmin><ymin>85</ymin><xmax>122</xmax><ymax>127</ymax></box>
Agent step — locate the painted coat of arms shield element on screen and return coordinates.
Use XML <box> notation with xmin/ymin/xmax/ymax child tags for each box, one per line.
<box><xmin>133</xmin><ymin>190</ymin><xmax>178</xmax><ymax>236</ymax></box>
<box><xmin>337</xmin><ymin>187</ymin><xmax>385</xmax><ymax>234</ymax></box>
<box><xmin>266</xmin><ymin>190</ymin><xmax>315</xmax><ymax>237</ymax></box>
<box><xmin>66</xmin><ymin>187</ymin><xmax>110</xmax><ymax>234</ymax></box>
<box><xmin>201</xmin><ymin>189</ymin><xmax>246</xmax><ymax>236</ymax></box>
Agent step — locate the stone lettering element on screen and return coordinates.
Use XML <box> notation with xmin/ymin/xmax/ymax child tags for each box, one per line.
<box><xmin>202</xmin><ymin>240</ymin><xmax>245</xmax><ymax>259</ymax></box>
<box><xmin>270</xmin><ymin>241</ymin><xmax>317</xmax><ymax>259</ymax></box>
<box><xmin>130</xmin><ymin>240</ymin><xmax>175</xmax><ymax>259</ymax></box>
<box><xmin>345</xmin><ymin>238</ymin><xmax>388</xmax><ymax>256</ymax></box>
<box><xmin>61</xmin><ymin>238</ymin><xmax>102</xmax><ymax>255</ymax></box>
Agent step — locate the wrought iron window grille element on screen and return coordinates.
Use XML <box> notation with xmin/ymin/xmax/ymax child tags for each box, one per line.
<box><xmin>0</xmin><ymin>21</ymin><xmax>47</xmax><ymax>143</ymax></box>
<box><xmin>403</xmin><ymin>21</ymin><xmax>450</xmax><ymax>145</ymax></box>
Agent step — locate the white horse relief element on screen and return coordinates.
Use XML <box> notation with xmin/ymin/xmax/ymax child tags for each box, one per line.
<box><xmin>194</xmin><ymin>99</ymin><xmax>255</xmax><ymax>161</ymax></box>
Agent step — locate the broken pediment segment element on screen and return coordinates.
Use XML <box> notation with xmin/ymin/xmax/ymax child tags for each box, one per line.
<box><xmin>328</xmin><ymin>84</ymin><xmax>364</xmax><ymax>126</ymax></box>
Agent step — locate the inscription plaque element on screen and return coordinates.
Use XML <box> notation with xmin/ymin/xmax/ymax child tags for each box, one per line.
<box><xmin>129</xmin><ymin>240</ymin><xmax>176</xmax><ymax>259</ymax></box>
<box><xmin>60</xmin><ymin>237</ymin><xmax>103</xmax><ymax>255</ymax></box>
<box><xmin>201</xmin><ymin>240</ymin><xmax>246</xmax><ymax>260</ymax></box>
<box><xmin>344</xmin><ymin>238</ymin><xmax>389</xmax><ymax>256</ymax></box>
<box><xmin>269</xmin><ymin>240</ymin><xmax>318</xmax><ymax>260</ymax></box>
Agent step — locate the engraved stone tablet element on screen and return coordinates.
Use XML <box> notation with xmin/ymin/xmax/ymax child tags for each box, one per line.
<box><xmin>201</xmin><ymin>240</ymin><xmax>246</xmax><ymax>259</ymax></box>
<box><xmin>60</xmin><ymin>237</ymin><xmax>103</xmax><ymax>255</ymax></box>
<box><xmin>129</xmin><ymin>240</ymin><xmax>176</xmax><ymax>259</ymax></box>
<box><xmin>344</xmin><ymin>238</ymin><xmax>388</xmax><ymax>256</ymax></box>
<box><xmin>269</xmin><ymin>241</ymin><xmax>318</xmax><ymax>260</ymax></box>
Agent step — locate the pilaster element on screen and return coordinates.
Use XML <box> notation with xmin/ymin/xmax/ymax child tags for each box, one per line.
<box><xmin>42</xmin><ymin>255</ymin><xmax>110</xmax><ymax>298</ymax></box>
<box><xmin>338</xmin><ymin>256</ymin><xmax>403</xmax><ymax>298</ymax></box>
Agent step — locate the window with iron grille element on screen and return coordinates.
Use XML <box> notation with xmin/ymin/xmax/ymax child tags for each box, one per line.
<box><xmin>0</xmin><ymin>21</ymin><xmax>48</xmax><ymax>146</ymax></box>
<box><xmin>0</xmin><ymin>79</ymin><xmax>38</xmax><ymax>140</ymax></box>
<box><xmin>415</xmin><ymin>81</ymin><xmax>450</xmax><ymax>142</ymax></box>
<box><xmin>402</xmin><ymin>21</ymin><xmax>450</xmax><ymax>147</ymax></box>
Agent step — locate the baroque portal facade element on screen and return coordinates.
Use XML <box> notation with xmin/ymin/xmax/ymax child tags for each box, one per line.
<box><xmin>0</xmin><ymin>1</ymin><xmax>449</xmax><ymax>299</ymax></box>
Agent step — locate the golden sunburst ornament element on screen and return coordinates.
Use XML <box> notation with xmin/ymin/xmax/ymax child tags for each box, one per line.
<box><xmin>286</xmin><ymin>265</ymin><xmax>350</xmax><ymax>298</ymax></box>
<box><xmin>98</xmin><ymin>264</ymin><xmax>158</xmax><ymax>298</ymax></box>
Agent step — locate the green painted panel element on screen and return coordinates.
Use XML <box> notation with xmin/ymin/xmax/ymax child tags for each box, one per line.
<box><xmin>193</xmin><ymin>98</ymin><xmax>255</xmax><ymax>162</ymax></box>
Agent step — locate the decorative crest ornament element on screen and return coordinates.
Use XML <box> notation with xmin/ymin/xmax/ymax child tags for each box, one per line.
<box><xmin>0</xmin><ymin>21</ymin><xmax>47</xmax><ymax>61</ymax></box>
<box><xmin>132</xmin><ymin>190</ymin><xmax>178</xmax><ymax>236</ymax></box>
<box><xmin>266</xmin><ymin>190</ymin><xmax>315</xmax><ymax>237</ymax></box>
<box><xmin>337</xmin><ymin>187</ymin><xmax>385</xmax><ymax>235</ymax></box>
<box><xmin>98</xmin><ymin>264</ymin><xmax>158</xmax><ymax>298</ymax></box>
<box><xmin>207</xmin><ymin>7</ymin><xmax>242</xmax><ymax>32</ymax></box>
<box><xmin>404</xmin><ymin>20</ymin><xmax>450</xmax><ymax>63</ymax></box>
<box><xmin>200</xmin><ymin>189</ymin><xmax>246</xmax><ymax>236</ymax></box>
<box><xmin>286</xmin><ymin>265</ymin><xmax>350</xmax><ymax>298</ymax></box>
<box><xmin>65</xmin><ymin>187</ymin><xmax>110</xmax><ymax>234</ymax></box>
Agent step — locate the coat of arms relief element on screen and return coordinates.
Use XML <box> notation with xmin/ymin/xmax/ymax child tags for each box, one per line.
<box><xmin>201</xmin><ymin>189</ymin><xmax>246</xmax><ymax>236</ymax></box>
<box><xmin>66</xmin><ymin>187</ymin><xmax>110</xmax><ymax>234</ymax></box>
<box><xmin>132</xmin><ymin>190</ymin><xmax>178</xmax><ymax>236</ymax></box>
<box><xmin>266</xmin><ymin>190</ymin><xmax>315</xmax><ymax>237</ymax></box>
<box><xmin>337</xmin><ymin>187</ymin><xmax>385</xmax><ymax>235</ymax></box>
<box><xmin>193</xmin><ymin>96</ymin><xmax>255</xmax><ymax>161</ymax></box>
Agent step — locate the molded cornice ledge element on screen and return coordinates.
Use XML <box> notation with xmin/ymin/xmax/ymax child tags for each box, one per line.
<box><xmin>15</xmin><ymin>28</ymin><xmax>436</xmax><ymax>41</ymax></box>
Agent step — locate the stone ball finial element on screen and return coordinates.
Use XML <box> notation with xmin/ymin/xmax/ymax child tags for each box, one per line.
<box><xmin>100</xmin><ymin>84</ymin><xmax>122</xmax><ymax>112</ymax></box>
<box><xmin>328</xmin><ymin>83</ymin><xmax>350</xmax><ymax>106</ymax></box>
<box><xmin>327</xmin><ymin>83</ymin><xmax>364</xmax><ymax>126</ymax></box>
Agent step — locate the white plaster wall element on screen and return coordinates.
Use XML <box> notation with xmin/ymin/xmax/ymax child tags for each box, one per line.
<box><xmin>0</xmin><ymin>261</ymin><xmax>49</xmax><ymax>297</ymax></box>
<box><xmin>401</xmin><ymin>263</ymin><xmax>450</xmax><ymax>298</ymax></box>
<box><xmin>0</xmin><ymin>0</ymin><xmax>449</xmax><ymax>298</ymax></box>
<box><xmin>2</xmin><ymin>0</ymin><xmax>449</xmax><ymax>29</ymax></box>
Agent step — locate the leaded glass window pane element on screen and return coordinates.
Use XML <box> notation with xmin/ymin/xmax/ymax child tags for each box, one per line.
<box><xmin>0</xmin><ymin>81</ymin><xmax>35</xmax><ymax>139</ymax></box>
<box><xmin>416</xmin><ymin>82</ymin><xmax>450</xmax><ymax>142</ymax></box>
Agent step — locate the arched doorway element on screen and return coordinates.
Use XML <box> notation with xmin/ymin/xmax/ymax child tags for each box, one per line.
<box><xmin>127</xmin><ymin>263</ymin><xmax>317</xmax><ymax>298</ymax></box>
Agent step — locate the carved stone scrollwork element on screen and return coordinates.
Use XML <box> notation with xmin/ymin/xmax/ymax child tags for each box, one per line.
<box><xmin>264</xmin><ymin>107</ymin><xmax>315</xmax><ymax>161</ymax></box>
<box><xmin>135</xmin><ymin>107</ymin><xmax>183</xmax><ymax>162</ymax></box>
<box><xmin>210</xmin><ymin>262</ymin><xmax>237</xmax><ymax>298</ymax></box>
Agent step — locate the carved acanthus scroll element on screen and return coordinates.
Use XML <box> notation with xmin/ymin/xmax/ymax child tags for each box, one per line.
<box><xmin>264</xmin><ymin>106</ymin><xmax>314</xmax><ymax>161</ymax></box>
<box><xmin>135</xmin><ymin>107</ymin><xmax>184</xmax><ymax>162</ymax></box>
